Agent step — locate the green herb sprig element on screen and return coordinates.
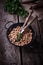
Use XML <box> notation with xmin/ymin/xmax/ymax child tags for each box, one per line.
<box><xmin>15</xmin><ymin>33</ymin><xmax>23</xmax><ymax>42</ymax></box>
<box><xmin>4</xmin><ymin>0</ymin><xmax>29</xmax><ymax>18</ymax></box>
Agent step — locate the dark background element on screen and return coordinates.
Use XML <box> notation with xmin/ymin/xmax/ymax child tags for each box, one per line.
<box><xmin>0</xmin><ymin>0</ymin><xmax>43</xmax><ymax>65</ymax></box>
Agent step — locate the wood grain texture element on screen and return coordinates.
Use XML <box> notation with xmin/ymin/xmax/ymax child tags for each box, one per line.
<box><xmin>0</xmin><ymin>3</ymin><xmax>21</xmax><ymax>65</ymax></box>
<box><xmin>0</xmin><ymin>1</ymin><xmax>43</xmax><ymax>65</ymax></box>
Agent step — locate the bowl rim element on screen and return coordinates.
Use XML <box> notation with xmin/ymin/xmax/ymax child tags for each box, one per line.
<box><xmin>6</xmin><ymin>22</ymin><xmax>36</xmax><ymax>47</ymax></box>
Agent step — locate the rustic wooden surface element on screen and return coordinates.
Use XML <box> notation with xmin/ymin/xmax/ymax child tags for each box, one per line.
<box><xmin>0</xmin><ymin>3</ymin><xmax>21</xmax><ymax>65</ymax></box>
<box><xmin>0</xmin><ymin>1</ymin><xmax>43</xmax><ymax>65</ymax></box>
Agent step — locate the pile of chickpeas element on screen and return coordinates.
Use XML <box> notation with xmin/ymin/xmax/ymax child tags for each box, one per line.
<box><xmin>8</xmin><ymin>26</ymin><xmax>32</xmax><ymax>46</ymax></box>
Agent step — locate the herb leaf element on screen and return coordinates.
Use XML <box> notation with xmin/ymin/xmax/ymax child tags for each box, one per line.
<box><xmin>16</xmin><ymin>33</ymin><xmax>23</xmax><ymax>42</ymax></box>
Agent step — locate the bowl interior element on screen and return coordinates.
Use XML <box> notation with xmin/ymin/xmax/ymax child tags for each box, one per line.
<box><xmin>7</xmin><ymin>23</ymin><xmax>36</xmax><ymax>46</ymax></box>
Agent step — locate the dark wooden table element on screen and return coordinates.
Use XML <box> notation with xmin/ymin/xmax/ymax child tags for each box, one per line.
<box><xmin>0</xmin><ymin>1</ymin><xmax>43</xmax><ymax>65</ymax></box>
